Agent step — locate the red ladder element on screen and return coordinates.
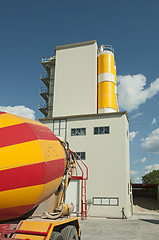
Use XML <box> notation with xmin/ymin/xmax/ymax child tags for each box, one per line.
<box><xmin>81</xmin><ymin>177</ymin><xmax>87</xmax><ymax>220</ymax></box>
<box><xmin>68</xmin><ymin>150</ymin><xmax>88</xmax><ymax>220</ymax></box>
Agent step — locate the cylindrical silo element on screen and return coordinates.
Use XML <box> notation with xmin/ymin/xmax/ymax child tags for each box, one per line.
<box><xmin>97</xmin><ymin>45</ymin><xmax>118</xmax><ymax>113</ymax></box>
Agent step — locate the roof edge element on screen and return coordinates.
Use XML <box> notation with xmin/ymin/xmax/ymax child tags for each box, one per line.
<box><xmin>55</xmin><ymin>40</ymin><xmax>97</xmax><ymax>51</ymax></box>
<box><xmin>39</xmin><ymin>111</ymin><xmax>129</xmax><ymax>122</ymax></box>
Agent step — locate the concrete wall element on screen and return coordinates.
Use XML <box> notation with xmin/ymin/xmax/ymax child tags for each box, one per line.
<box><xmin>52</xmin><ymin>41</ymin><xmax>97</xmax><ymax>117</ymax></box>
<box><xmin>124</xmin><ymin>117</ymin><xmax>131</xmax><ymax>217</ymax></box>
<box><xmin>65</xmin><ymin>113</ymin><xmax>131</xmax><ymax>218</ymax></box>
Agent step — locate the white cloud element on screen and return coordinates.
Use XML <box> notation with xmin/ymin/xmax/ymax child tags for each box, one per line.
<box><xmin>152</xmin><ymin>117</ymin><xmax>157</xmax><ymax>125</ymax></box>
<box><xmin>117</xmin><ymin>74</ymin><xmax>159</xmax><ymax>112</ymax></box>
<box><xmin>144</xmin><ymin>164</ymin><xmax>159</xmax><ymax>174</ymax></box>
<box><xmin>0</xmin><ymin>106</ymin><xmax>35</xmax><ymax>120</ymax></box>
<box><xmin>133</xmin><ymin>157</ymin><xmax>146</xmax><ymax>164</ymax></box>
<box><xmin>129</xmin><ymin>131</ymin><xmax>138</xmax><ymax>142</ymax></box>
<box><xmin>140</xmin><ymin>157</ymin><xmax>146</xmax><ymax>163</ymax></box>
<box><xmin>130</xmin><ymin>170</ymin><xmax>138</xmax><ymax>175</ymax></box>
<box><xmin>131</xmin><ymin>112</ymin><xmax>143</xmax><ymax>120</ymax></box>
<box><xmin>141</xmin><ymin>128</ymin><xmax>159</xmax><ymax>153</ymax></box>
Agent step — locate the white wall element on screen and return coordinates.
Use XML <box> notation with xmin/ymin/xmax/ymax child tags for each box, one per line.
<box><xmin>66</xmin><ymin>113</ymin><xmax>131</xmax><ymax>218</ymax></box>
<box><xmin>52</xmin><ymin>42</ymin><xmax>97</xmax><ymax>117</ymax></box>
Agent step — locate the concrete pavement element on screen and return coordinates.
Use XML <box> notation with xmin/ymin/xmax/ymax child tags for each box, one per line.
<box><xmin>80</xmin><ymin>213</ymin><xmax>159</xmax><ymax>240</ymax></box>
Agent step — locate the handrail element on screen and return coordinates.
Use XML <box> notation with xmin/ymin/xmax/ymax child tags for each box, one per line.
<box><xmin>71</xmin><ymin>152</ymin><xmax>84</xmax><ymax>179</ymax></box>
<box><xmin>39</xmin><ymin>102</ymin><xmax>47</xmax><ymax>109</ymax></box>
<box><xmin>41</xmin><ymin>73</ymin><xmax>49</xmax><ymax>79</ymax></box>
<box><xmin>68</xmin><ymin>149</ymin><xmax>88</xmax><ymax>220</ymax></box>
<box><xmin>73</xmin><ymin>152</ymin><xmax>88</xmax><ymax>180</ymax></box>
<box><xmin>39</xmin><ymin>87</ymin><xmax>48</xmax><ymax>94</ymax></box>
<box><xmin>100</xmin><ymin>44</ymin><xmax>114</xmax><ymax>53</ymax></box>
<box><xmin>69</xmin><ymin>150</ymin><xmax>88</xmax><ymax>180</ymax></box>
<box><xmin>41</xmin><ymin>56</ymin><xmax>56</xmax><ymax>63</ymax></box>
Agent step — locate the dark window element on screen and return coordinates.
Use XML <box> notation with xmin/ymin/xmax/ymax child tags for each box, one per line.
<box><xmin>94</xmin><ymin>126</ymin><xmax>109</xmax><ymax>135</ymax></box>
<box><xmin>71</xmin><ymin>128</ymin><xmax>86</xmax><ymax>136</ymax></box>
<box><xmin>76</xmin><ymin>152</ymin><xmax>86</xmax><ymax>160</ymax></box>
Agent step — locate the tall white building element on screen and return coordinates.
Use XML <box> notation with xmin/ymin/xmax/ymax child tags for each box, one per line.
<box><xmin>39</xmin><ymin>40</ymin><xmax>131</xmax><ymax>218</ymax></box>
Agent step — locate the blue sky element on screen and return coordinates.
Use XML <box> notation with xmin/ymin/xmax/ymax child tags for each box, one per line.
<box><xmin>0</xmin><ymin>0</ymin><xmax>159</xmax><ymax>182</ymax></box>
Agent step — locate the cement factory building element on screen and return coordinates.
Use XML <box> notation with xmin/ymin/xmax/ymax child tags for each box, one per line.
<box><xmin>39</xmin><ymin>40</ymin><xmax>131</xmax><ymax>218</ymax></box>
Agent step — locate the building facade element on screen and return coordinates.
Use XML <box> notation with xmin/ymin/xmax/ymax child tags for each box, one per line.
<box><xmin>39</xmin><ymin>40</ymin><xmax>132</xmax><ymax>218</ymax></box>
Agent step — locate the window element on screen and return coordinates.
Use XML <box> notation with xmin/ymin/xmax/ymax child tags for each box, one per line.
<box><xmin>75</xmin><ymin>152</ymin><xmax>86</xmax><ymax>160</ymax></box>
<box><xmin>53</xmin><ymin>119</ymin><xmax>66</xmax><ymax>139</ymax></box>
<box><xmin>93</xmin><ymin>197</ymin><xmax>119</xmax><ymax>206</ymax></box>
<box><xmin>94</xmin><ymin>126</ymin><xmax>109</xmax><ymax>135</ymax></box>
<box><xmin>71</xmin><ymin>128</ymin><xmax>86</xmax><ymax>136</ymax></box>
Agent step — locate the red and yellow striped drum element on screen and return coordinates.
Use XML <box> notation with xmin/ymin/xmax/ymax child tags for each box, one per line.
<box><xmin>0</xmin><ymin>112</ymin><xmax>66</xmax><ymax>221</ymax></box>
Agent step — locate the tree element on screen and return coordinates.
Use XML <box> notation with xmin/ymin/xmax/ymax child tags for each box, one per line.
<box><xmin>142</xmin><ymin>170</ymin><xmax>159</xmax><ymax>184</ymax></box>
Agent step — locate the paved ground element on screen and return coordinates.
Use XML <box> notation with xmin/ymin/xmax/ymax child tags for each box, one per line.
<box><xmin>80</xmin><ymin>213</ymin><xmax>159</xmax><ymax>240</ymax></box>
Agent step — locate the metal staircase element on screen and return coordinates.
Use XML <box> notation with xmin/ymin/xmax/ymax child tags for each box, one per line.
<box><xmin>68</xmin><ymin>150</ymin><xmax>88</xmax><ymax>220</ymax></box>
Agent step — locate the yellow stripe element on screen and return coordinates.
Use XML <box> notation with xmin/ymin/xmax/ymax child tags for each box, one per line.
<box><xmin>19</xmin><ymin>117</ymin><xmax>46</xmax><ymax>127</ymax></box>
<box><xmin>38</xmin><ymin>177</ymin><xmax>63</xmax><ymax>203</ymax></box>
<box><xmin>0</xmin><ymin>113</ymin><xmax>24</xmax><ymax>128</ymax></box>
<box><xmin>39</xmin><ymin>139</ymin><xmax>66</xmax><ymax>162</ymax></box>
<box><xmin>0</xmin><ymin>177</ymin><xmax>62</xmax><ymax>209</ymax></box>
<box><xmin>98</xmin><ymin>82</ymin><xmax>117</xmax><ymax>111</ymax></box>
<box><xmin>0</xmin><ymin>140</ymin><xmax>65</xmax><ymax>170</ymax></box>
<box><xmin>0</xmin><ymin>112</ymin><xmax>46</xmax><ymax>129</ymax></box>
<box><xmin>0</xmin><ymin>184</ymin><xmax>44</xmax><ymax>208</ymax></box>
<box><xmin>98</xmin><ymin>53</ymin><xmax>115</xmax><ymax>75</ymax></box>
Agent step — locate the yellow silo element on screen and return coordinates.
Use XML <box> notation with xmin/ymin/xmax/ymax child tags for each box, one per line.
<box><xmin>97</xmin><ymin>45</ymin><xmax>118</xmax><ymax>113</ymax></box>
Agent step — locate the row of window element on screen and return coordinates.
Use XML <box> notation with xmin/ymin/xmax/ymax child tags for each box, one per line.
<box><xmin>71</xmin><ymin>126</ymin><xmax>110</xmax><ymax>136</ymax></box>
<box><xmin>93</xmin><ymin>197</ymin><xmax>119</xmax><ymax>206</ymax></box>
<box><xmin>52</xmin><ymin>119</ymin><xmax>110</xmax><ymax>138</ymax></box>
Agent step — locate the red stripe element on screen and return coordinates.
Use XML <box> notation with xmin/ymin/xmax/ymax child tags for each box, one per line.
<box><xmin>27</xmin><ymin>123</ymin><xmax>58</xmax><ymax>141</ymax></box>
<box><xmin>0</xmin><ymin>204</ymin><xmax>35</xmax><ymax>221</ymax></box>
<box><xmin>0</xmin><ymin>123</ymin><xmax>37</xmax><ymax>148</ymax></box>
<box><xmin>0</xmin><ymin>111</ymin><xmax>6</xmax><ymax>115</ymax></box>
<box><xmin>45</xmin><ymin>158</ymin><xmax>65</xmax><ymax>183</ymax></box>
<box><xmin>0</xmin><ymin>158</ymin><xmax>65</xmax><ymax>192</ymax></box>
<box><xmin>0</xmin><ymin>123</ymin><xmax>57</xmax><ymax>148</ymax></box>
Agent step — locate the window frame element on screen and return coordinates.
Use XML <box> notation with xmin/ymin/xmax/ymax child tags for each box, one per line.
<box><xmin>71</xmin><ymin>128</ymin><xmax>86</xmax><ymax>136</ymax></box>
<box><xmin>53</xmin><ymin>119</ymin><xmax>67</xmax><ymax>139</ymax></box>
<box><xmin>94</xmin><ymin>126</ymin><xmax>110</xmax><ymax>135</ymax></box>
<box><xmin>93</xmin><ymin>197</ymin><xmax>119</xmax><ymax>206</ymax></box>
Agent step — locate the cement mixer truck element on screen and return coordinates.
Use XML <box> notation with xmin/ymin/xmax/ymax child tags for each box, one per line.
<box><xmin>0</xmin><ymin>111</ymin><xmax>88</xmax><ymax>240</ymax></box>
